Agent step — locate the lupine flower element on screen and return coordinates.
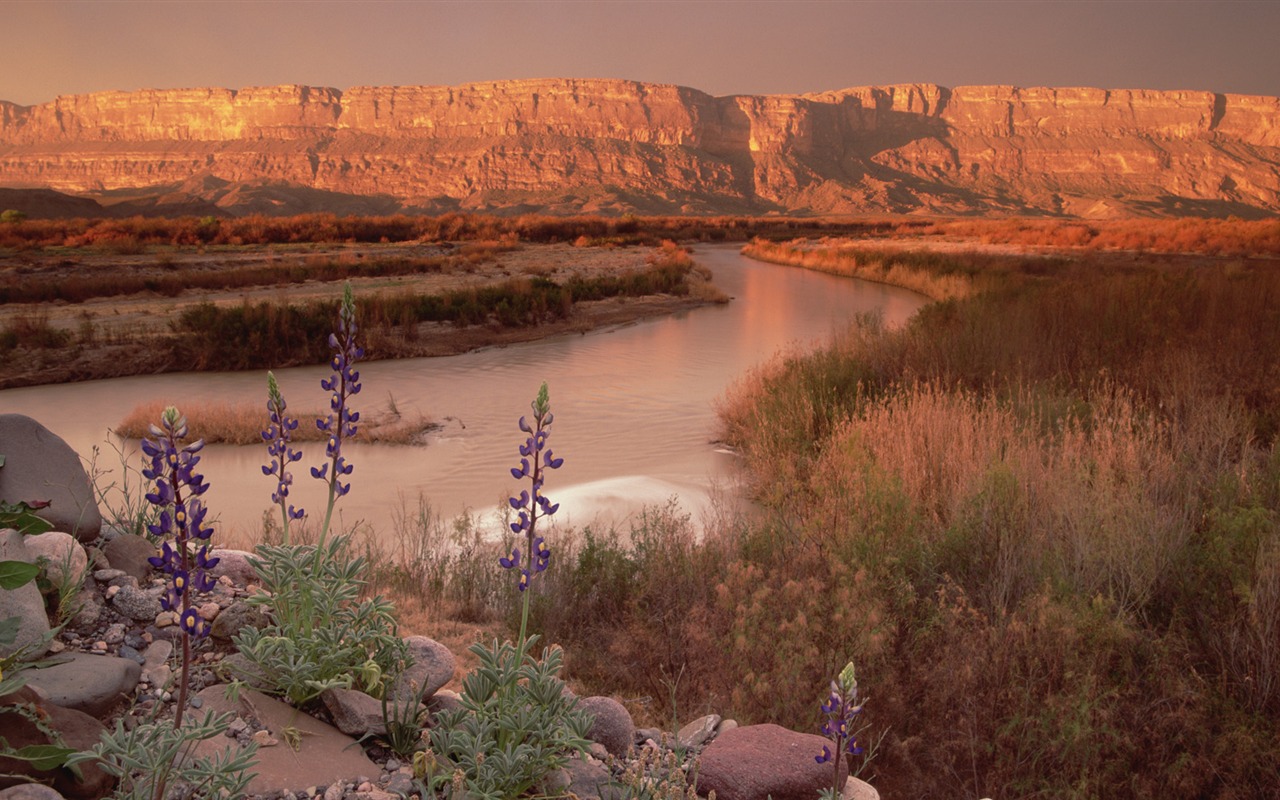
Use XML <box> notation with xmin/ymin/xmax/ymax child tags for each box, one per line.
<box><xmin>815</xmin><ymin>661</ymin><xmax>865</xmax><ymax>791</ymax></box>
<box><xmin>141</xmin><ymin>405</ymin><xmax>220</xmax><ymax>731</ymax></box>
<box><xmin>502</xmin><ymin>382</ymin><xmax>565</xmax><ymax>644</ymax></box>
<box><xmin>262</xmin><ymin>371</ymin><xmax>305</xmax><ymax>541</ymax></box>
<box><xmin>142</xmin><ymin>406</ymin><xmax>219</xmax><ymax>640</ymax></box>
<box><xmin>311</xmin><ymin>283</ymin><xmax>362</xmax><ymax>540</ymax></box>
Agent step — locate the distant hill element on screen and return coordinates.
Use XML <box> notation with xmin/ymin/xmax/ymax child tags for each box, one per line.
<box><xmin>1</xmin><ymin>79</ymin><xmax>1277</xmax><ymax>218</ymax></box>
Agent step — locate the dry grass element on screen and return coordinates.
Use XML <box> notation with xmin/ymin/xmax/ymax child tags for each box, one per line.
<box><xmin>116</xmin><ymin>397</ymin><xmax>437</xmax><ymax>445</ymax></box>
<box><xmin>741</xmin><ymin>237</ymin><xmax>980</xmax><ymax>301</ymax></box>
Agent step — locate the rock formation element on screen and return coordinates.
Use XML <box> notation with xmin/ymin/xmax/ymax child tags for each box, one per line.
<box><xmin>0</xmin><ymin>79</ymin><xmax>1277</xmax><ymax>217</ymax></box>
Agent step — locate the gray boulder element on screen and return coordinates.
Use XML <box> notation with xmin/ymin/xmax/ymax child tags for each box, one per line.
<box><xmin>21</xmin><ymin>652</ymin><xmax>141</xmax><ymax>717</ymax></box>
<box><xmin>0</xmin><ymin>415</ymin><xmax>101</xmax><ymax>542</ymax></box>
<box><xmin>695</xmin><ymin>723</ymin><xmax>846</xmax><ymax>800</ymax></box>
<box><xmin>22</xmin><ymin>531</ymin><xmax>88</xmax><ymax>588</ymax></box>
<box><xmin>100</xmin><ymin>534</ymin><xmax>154</xmax><ymax>582</ymax></box>
<box><xmin>388</xmin><ymin>636</ymin><xmax>455</xmax><ymax>703</ymax></box>
<box><xmin>321</xmin><ymin>687</ymin><xmax>389</xmax><ymax>737</ymax></box>
<box><xmin>0</xmin><ymin>528</ymin><xmax>51</xmax><ymax>659</ymax></box>
<box><xmin>580</xmin><ymin>695</ymin><xmax>635</xmax><ymax>757</ymax></box>
<box><xmin>109</xmin><ymin>584</ymin><xmax>161</xmax><ymax>622</ymax></box>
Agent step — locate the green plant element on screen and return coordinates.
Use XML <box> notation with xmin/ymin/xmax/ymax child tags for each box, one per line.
<box><xmin>379</xmin><ymin>672</ymin><xmax>430</xmax><ymax>758</ymax></box>
<box><xmin>66</xmin><ymin>709</ymin><xmax>257</xmax><ymax>800</ymax></box>
<box><xmin>235</xmin><ymin>285</ymin><xmax>408</xmax><ymax>706</ymax></box>
<box><xmin>426</xmin><ymin>638</ymin><xmax>593</xmax><ymax>799</ymax></box>
<box><xmin>233</xmin><ymin>534</ymin><xmax>405</xmax><ymax>706</ymax></box>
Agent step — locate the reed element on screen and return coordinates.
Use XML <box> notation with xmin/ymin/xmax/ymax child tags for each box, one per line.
<box><xmin>116</xmin><ymin>398</ymin><xmax>436</xmax><ymax>445</ymax></box>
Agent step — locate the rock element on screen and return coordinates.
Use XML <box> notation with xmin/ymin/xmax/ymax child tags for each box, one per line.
<box><xmin>678</xmin><ymin>713</ymin><xmax>722</xmax><ymax>750</ymax></box>
<box><xmin>220</xmin><ymin>652</ymin><xmax>274</xmax><ymax>692</ymax></box>
<box><xmin>0</xmin><ymin>415</ymin><xmax>102</xmax><ymax>542</ymax></box>
<box><xmin>3</xmin><ymin>83</ymin><xmax>1280</xmax><ymax>220</ymax></box>
<box><xmin>205</xmin><ymin>548</ymin><xmax>259</xmax><ymax>585</ymax></box>
<box><xmin>22</xmin><ymin>532</ymin><xmax>88</xmax><ymax>588</ymax></box>
<box><xmin>209</xmin><ymin>599</ymin><xmax>271</xmax><ymax>641</ymax></box>
<box><xmin>579</xmin><ymin>696</ymin><xmax>635</xmax><ymax>757</ymax></box>
<box><xmin>0</xmin><ymin>528</ymin><xmax>51</xmax><ymax>659</ymax></box>
<box><xmin>100</xmin><ymin>534</ymin><xmax>155</xmax><ymax>582</ymax></box>
<box><xmin>139</xmin><ymin>638</ymin><xmax>173</xmax><ymax>684</ymax></box>
<box><xmin>564</xmin><ymin>756</ymin><xmax>624</xmax><ymax>800</ymax></box>
<box><xmin>70</xmin><ymin>588</ymin><xmax>103</xmax><ymax>628</ymax></box>
<box><xmin>320</xmin><ymin>687</ymin><xmax>388</xmax><ymax>737</ymax></box>
<box><xmin>21</xmin><ymin>652</ymin><xmax>141</xmax><ymax>717</ymax></box>
<box><xmin>425</xmin><ymin>688</ymin><xmax>463</xmax><ymax>720</ymax></box>
<box><xmin>842</xmin><ymin>777</ymin><xmax>880</xmax><ymax>800</ymax></box>
<box><xmin>109</xmin><ymin>584</ymin><xmax>161</xmax><ymax>621</ymax></box>
<box><xmin>695</xmin><ymin>724</ymin><xmax>845</xmax><ymax>800</ymax></box>
<box><xmin>384</xmin><ymin>773</ymin><xmax>414</xmax><ymax>797</ymax></box>
<box><xmin>193</xmin><ymin>686</ymin><xmax>382</xmax><ymax>797</ymax></box>
<box><xmin>388</xmin><ymin>636</ymin><xmax>455</xmax><ymax>703</ymax></box>
<box><xmin>0</xmin><ymin>686</ymin><xmax>114</xmax><ymax>799</ymax></box>
<box><xmin>0</xmin><ymin>784</ymin><xmax>71</xmax><ymax>799</ymax></box>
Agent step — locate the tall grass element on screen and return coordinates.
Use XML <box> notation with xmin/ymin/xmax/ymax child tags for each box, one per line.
<box><xmin>521</xmin><ymin>247</ymin><xmax>1280</xmax><ymax>797</ymax></box>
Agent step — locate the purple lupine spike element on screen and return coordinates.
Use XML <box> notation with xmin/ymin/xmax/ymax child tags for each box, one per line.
<box><xmin>502</xmin><ymin>382</ymin><xmax>563</xmax><ymax>604</ymax></box>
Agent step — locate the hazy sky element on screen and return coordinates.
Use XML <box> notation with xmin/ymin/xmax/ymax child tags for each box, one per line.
<box><xmin>2</xmin><ymin>0</ymin><xmax>1277</xmax><ymax>106</ymax></box>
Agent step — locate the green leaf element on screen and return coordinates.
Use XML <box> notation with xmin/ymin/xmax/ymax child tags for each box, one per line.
<box><xmin>0</xmin><ymin>615</ymin><xmax>20</xmax><ymax>646</ymax></box>
<box><xmin>0</xmin><ymin>501</ymin><xmax>53</xmax><ymax>536</ymax></box>
<box><xmin>0</xmin><ymin>454</ymin><xmax>6</xmax><ymax>468</ymax></box>
<box><xmin>0</xmin><ymin>560</ymin><xmax>40</xmax><ymax>590</ymax></box>
<box><xmin>9</xmin><ymin>743</ymin><xmax>80</xmax><ymax>770</ymax></box>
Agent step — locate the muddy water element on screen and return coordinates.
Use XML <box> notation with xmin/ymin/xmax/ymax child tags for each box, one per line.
<box><xmin>0</xmin><ymin>245</ymin><xmax>926</xmax><ymax>541</ymax></box>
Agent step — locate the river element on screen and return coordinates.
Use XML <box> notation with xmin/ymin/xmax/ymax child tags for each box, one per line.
<box><xmin>0</xmin><ymin>245</ymin><xmax>926</xmax><ymax>543</ymax></box>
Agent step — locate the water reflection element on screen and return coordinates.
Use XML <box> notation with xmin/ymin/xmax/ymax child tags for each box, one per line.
<box><xmin>0</xmin><ymin>245</ymin><xmax>925</xmax><ymax>540</ymax></box>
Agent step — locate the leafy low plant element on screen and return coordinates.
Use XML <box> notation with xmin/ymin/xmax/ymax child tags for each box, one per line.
<box><xmin>68</xmin><ymin>708</ymin><xmax>257</xmax><ymax>800</ymax></box>
<box><xmin>233</xmin><ymin>535</ymin><xmax>404</xmax><ymax>706</ymax></box>
<box><xmin>426</xmin><ymin>638</ymin><xmax>593</xmax><ymax>799</ymax></box>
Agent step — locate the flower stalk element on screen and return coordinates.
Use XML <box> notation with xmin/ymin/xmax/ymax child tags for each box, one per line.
<box><xmin>262</xmin><ymin>370</ymin><xmax>305</xmax><ymax>544</ymax></box>
<box><xmin>141</xmin><ymin>406</ymin><xmax>218</xmax><ymax>732</ymax></box>
<box><xmin>816</xmin><ymin>661</ymin><xmax>865</xmax><ymax>796</ymax></box>
<box><xmin>500</xmin><ymin>382</ymin><xmax>564</xmax><ymax>645</ymax></box>
<box><xmin>311</xmin><ymin>282</ymin><xmax>362</xmax><ymax>551</ymax></box>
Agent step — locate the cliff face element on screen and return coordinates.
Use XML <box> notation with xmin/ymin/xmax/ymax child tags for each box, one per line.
<box><xmin>0</xmin><ymin>79</ymin><xmax>1277</xmax><ymax>217</ymax></box>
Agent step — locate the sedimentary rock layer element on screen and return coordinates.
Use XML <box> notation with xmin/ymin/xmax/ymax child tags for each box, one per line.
<box><xmin>0</xmin><ymin>79</ymin><xmax>1276</xmax><ymax>216</ymax></box>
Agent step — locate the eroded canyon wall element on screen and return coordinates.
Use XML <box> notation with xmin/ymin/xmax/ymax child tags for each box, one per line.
<box><xmin>0</xmin><ymin>79</ymin><xmax>1276</xmax><ymax>216</ymax></box>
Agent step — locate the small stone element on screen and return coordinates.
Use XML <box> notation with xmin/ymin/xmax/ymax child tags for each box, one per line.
<box><xmin>112</xmin><ymin>584</ymin><xmax>162</xmax><ymax>621</ymax></box>
<box><xmin>155</xmin><ymin>611</ymin><xmax>178</xmax><ymax>628</ymax></box>
<box><xmin>104</xmin><ymin>622</ymin><xmax>126</xmax><ymax>645</ymax></box>
<box><xmin>383</xmin><ymin>758</ymin><xmax>401</xmax><ymax>772</ymax></box>
<box><xmin>117</xmin><ymin>644</ymin><xmax>145</xmax><ymax>665</ymax></box>
<box><xmin>305</xmin><ymin>786</ymin><xmax>318</xmax><ymax>797</ymax></box>
<box><xmin>252</xmin><ymin>729</ymin><xmax>279</xmax><ymax>746</ymax></box>
<box><xmin>385</xmin><ymin>773</ymin><xmax>414</xmax><ymax>796</ymax></box>
<box><xmin>190</xmin><ymin>696</ymin><xmax>203</xmax><ymax>709</ymax></box>
<box><xmin>105</xmin><ymin>585</ymin><xmax>120</xmax><ymax>599</ymax></box>
<box><xmin>677</xmin><ymin>713</ymin><xmax>722</xmax><ymax>750</ymax></box>
<box><xmin>324</xmin><ymin>785</ymin><xmax>345</xmax><ymax>800</ymax></box>
<box><xmin>47</xmin><ymin>640</ymin><xmax>66</xmax><ymax>654</ymax></box>
<box><xmin>94</xmin><ymin>568</ymin><xmax>127</xmax><ymax>582</ymax></box>
<box><xmin>92</xmin><ymin>641</ymin><xmax>108</xmax><ymax>652</ymax></box>
<box><xmin>228</xmin><ymin>718</ymin><xmax>248</xmax><ymax>735</ymax></box>
<box><xmin>198</xmin><ymin>601</ymin><xmax>221</xmax><ymax>621</ymax></box>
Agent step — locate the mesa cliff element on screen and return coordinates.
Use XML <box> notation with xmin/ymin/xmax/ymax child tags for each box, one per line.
<box><xmin>0</xmin><ymin>78</ymin><xmax>1277</xmax><ymax>217</ymax></box>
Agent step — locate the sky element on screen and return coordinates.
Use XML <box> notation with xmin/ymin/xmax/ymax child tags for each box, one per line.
<box><xmin>2</xmin><ymin>0</ymin><xmax>1277</xmax><ymax>106</ymax></box>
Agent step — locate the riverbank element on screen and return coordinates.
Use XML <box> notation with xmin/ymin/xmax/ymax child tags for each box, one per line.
<box><xmin>0</xmin><ymin>240</ymin><xmax>725</xmax><ymax>389</ymax></box>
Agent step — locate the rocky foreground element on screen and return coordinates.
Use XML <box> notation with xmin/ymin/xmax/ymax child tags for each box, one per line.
<box><xmin>0</xmin><ymin>78</ymin><xmax>1277</xmax><ymax>218</ymax></box>
<box><xmin>0</xmin><ymin>413</ymin><xmax>879</xmax><ymax>800</ymax></box>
